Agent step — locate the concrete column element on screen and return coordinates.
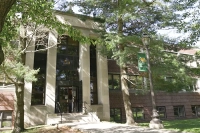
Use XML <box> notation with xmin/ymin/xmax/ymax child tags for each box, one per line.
<box><xmin>79</xmin><ymin>43</ymin><xmax>90</xmax><ymax>112</ymax></box>
<box><xmin>24</xmin><ymin>30</ymin><xmax>36</xmax><ymax>125</ymax></box>
<box><xmin>45</xmin><ymin>31</ymin><xmax>58</xmax><ymax>113</ymax></box>
<box><xmin>96</xmin><ymin>45</ymin><xmax>110</xmax><ymax>121</ymax></box>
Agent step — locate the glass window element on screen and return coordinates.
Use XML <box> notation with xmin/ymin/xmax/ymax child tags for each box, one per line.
<box><xmin>191</xmin><ymin>105</ymin><xmax>200</xmax><ymax>117</ymax></box>
<box><xmin>132</xmin><ymin>107</ymin><xmax>144</xmax><ymax>120</ymax></box>
<box><xmin>90</xmin><ymin>81</ymin><xmax>98</xmax><ymax>104</ymax></box>
<box><xmin>56</xmin><ymin>70</ymin><xmax>79</xmax><ymax>81</ymax></box>
<box><xmin>173</xmin><ymin>106</ymin><xmax>185</xmax><ymax>117</ymax></box>
<box><xmin>109</xmin><ymin>74</ymin><xmax>121</xmax><ymax>90</ymax></box>
<box><xmin>128</xmin><ymin>75</ymin><xmax>148</xmax><ymax>90</ymax></box>
<box><xmin>110</xmin><ymin>108</ymin><xmax>122</xmax><ymax>123</ymax></box>
<box><xmin>57</xmin><ymin>35</ymin><xmax>79</xmax><ymax>56</ymax></box>
<box><xmin>90</xmin><ymin>45</ymin><xmax>98</xmax><ymax>104</ymax></box>
<box><xmin>35</xmin><ymin>33</ymin><xmax>48</xmax><ymax>51</ymax></box>
<box><xmin>31</xmin><ymin>51</ymin><xmax>47</xmax><ymax>105</ymax></box>
<box><xmin>157</xmin><ymin>106</ymin><xmax>166</xmax><ymax>119</ymax></box>
<box><xmin>31</xmin><ymin>74</ymin><xmax>46</xmax><ymax>105</ymax></box>
<box><xmin>56</xmin><ymin>36</ymin><xmax>81</xmax><ymax>112</ymax></box>
<box><xmin>0</xmin><ymin>111</ymin><xmax>13</xmax><ymax>128</ymax></box>
<box><xmin>57</xmin><ymin>55</ymin><xmax>79</xmax><ymax>69</ymax></box>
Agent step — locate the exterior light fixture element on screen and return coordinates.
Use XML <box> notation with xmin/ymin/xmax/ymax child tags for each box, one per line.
<box><xmin>142</xmin><ymin>34</ymin><xmax>164</xmax><ymax>129</ymax></box>
<box><xmin>142</xmin><ymin>34</ymin><xmax>151</xmax><ymax>46</ymax></box>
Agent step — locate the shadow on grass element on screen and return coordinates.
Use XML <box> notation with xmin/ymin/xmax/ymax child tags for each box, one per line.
<box><xmin>163</xmin><ymin>118</ymin><xmax>200</xmax><ymax>133</ymax></box>
<box><xmin>139</xmin><ymin>118</ymin><xmax>200</xmax><ymax>133</ymax></box>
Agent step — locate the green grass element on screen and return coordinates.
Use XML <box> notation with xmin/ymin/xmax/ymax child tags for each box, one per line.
<box><xmin>1</xmin><ymin>124</ymin><xmax>82</xmax><ymax>133</ymax></box>
<box><xmin>2</xmin><ymin>119</ymin><xmax>200</xmax><ymax>133</ymax></box>
<box><xmin>139</xmin><ymin>118</ymin><xmax>200</xmax><ymax>133</ymax></box>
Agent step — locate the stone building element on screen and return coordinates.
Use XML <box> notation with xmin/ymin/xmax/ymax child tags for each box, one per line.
<box><xmin>1</xmin><ymin>10</ymin><xmax>200</xmax><ymax>129</ymax></box>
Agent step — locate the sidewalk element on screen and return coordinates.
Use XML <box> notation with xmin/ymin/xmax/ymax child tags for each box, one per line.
<box><xmin>60</xmin><ymin>121</ymin><xmax>182</xmax><ymax>133</ymax></box>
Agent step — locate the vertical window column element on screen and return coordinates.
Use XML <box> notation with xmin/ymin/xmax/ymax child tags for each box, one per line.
<box><xmin>90</xmin><ymin>45</ymin><xmax>98</xmax><ymax>104</ymax></box>
<box><xmin>31</xmin><ymin>35</ymin><xmax>48</xmax><ymax>105</ymax></box>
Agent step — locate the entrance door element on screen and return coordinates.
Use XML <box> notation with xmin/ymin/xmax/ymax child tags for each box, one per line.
<box><xmin>58</xmin><ymin>86</ymin><xmax>77</xmax><ymax>113</ymax></box>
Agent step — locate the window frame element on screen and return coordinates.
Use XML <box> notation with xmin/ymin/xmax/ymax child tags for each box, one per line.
<box><xmin>132</xmin><ymin>107</ymin><xmax>145</xmax><ymax>120</ymax></box>
<box><xmin>0</xmin><ymin>111</ymin><xmax>13</xmax><ymax>128</ymax></box>
<box><xmin>31</xmin><ymin>73</ymin><xmax>46</xmax><ymax>105</ymax></box>
<box><xmin>90</xmin><ymin>45</ymin><xmax>98</xmax><ymax>105</ymax></box>
<box><xmin>128</xmin><ymin>75</ymin><xmax>148</xmax><ymax>90</ymax></box>
<box><xmin>108</xmin><ymin>74</ymin><xmax>121</xmax><ymax>90</ymax></box>
<box><xmin>156</xmin><ymin>106</ymin><xmax>167</xmax><ymax>119</ymax></box>
<box><xmin>173</xmin><ymin>105</ymin><xmax>185</xmax><ymax>118</ymax></box>
<box><xmin>31</xmin><ymin>50</ymin><xmax>47</xmax><ymax>105</ymax></box>
<box><xmin>110</xmin><ymin>108</ymin><xmax>122</xmax><ymax>123</ymax></box>
<box><xmin>191</xmin><ymin>105</ymin><xmax>200</xmax><ymax>117</ymax></box>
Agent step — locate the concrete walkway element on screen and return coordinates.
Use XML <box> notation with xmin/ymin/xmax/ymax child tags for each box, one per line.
<box><xmin>60</xmin><ymin>121</ymin><xmax>183</xmax><ymax>133</ymax></box>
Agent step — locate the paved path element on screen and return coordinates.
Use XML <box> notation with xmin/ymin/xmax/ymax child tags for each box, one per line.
<box><xmin>60</xmin><ymin>122</ymin><xmax>183</xmax><ymax>133</ymax></box>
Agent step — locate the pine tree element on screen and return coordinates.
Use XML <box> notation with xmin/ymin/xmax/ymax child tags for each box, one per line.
<box><xmin>67</xmin><ymin>0</ymin><xmax>175</xmax><ymax>125</ymax></box>
<box><xmin>0</xmin><ymin>1</ymin><xmax>89</xmax><ymax>132</ymax></box>
<box><xmin>68</xmin><ymin>0</ymin><xmax>200</xmax><ymax>124</ymax></box>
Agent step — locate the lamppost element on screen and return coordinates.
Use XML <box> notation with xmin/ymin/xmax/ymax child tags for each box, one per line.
<box><xmin>142</xmin><ymin>34</ymin><xmax>164</xmax><ymax>129</ymax></box>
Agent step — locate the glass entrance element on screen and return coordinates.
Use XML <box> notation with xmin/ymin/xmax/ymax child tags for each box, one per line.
<box><xmin>55</xmin><ymin>35</ymin><xmax>82</xmax><ymax>113</ymax></box>
<box><xmin>58</xmin><ymin>86</ymin><xmax>77</xmax><ymax>113</ymax></box>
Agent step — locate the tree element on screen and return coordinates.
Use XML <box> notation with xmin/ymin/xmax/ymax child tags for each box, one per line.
<box><xmin>67</xmin><ymin>0</ymin><xmax>175</xmax><ymax>125</ymax></box>
<box><xmin>0</xmin><ymin>0</ymin><xmax>16</xmax><ymax>32</ymax></box>
<box><xmin>0</xmin><ymin>0</ymin><xmax>16</xmax><ymax>65</ymax></box>
<box><xmin>0</xmin><ymin>1</ymin><xmax>89</xmax><ymax>132</ymax></box>
<box><xmin>169</xmin><ymin>0</ymin><xmax>200</xmax><ymax>46</ymax></box>
<box><xmin>69</xmin><ymin>0</ymin><xmax>199</xmax><ymax>125</ymax></box>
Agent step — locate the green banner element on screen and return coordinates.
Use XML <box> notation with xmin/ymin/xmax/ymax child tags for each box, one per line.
<box><xmin>137</xmin><ymin>53</ymin><xmax>148</xmax><ymax>72</ymax></box>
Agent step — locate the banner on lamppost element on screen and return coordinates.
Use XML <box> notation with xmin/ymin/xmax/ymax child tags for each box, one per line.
<box><xmin>137</xmin><ymin>52</ymin><xmax>148</xmax><ymax>72</ymax></box>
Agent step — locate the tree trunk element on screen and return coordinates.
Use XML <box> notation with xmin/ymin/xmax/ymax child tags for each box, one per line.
<box><xmin>120</xmin><ymin>67</ymin><xmax>136</xmax><ymax>125</ymax></box>
<box><xmin>0</xmin><ymin>0</ymin><xmax>16</xmax><ymax>65</ymax></box>
<box><xmin>0</xmin><ymin>45</ymin><xmax>4</xmax><ymax>65</ymax></box>
<box><xmin>118</xmin><ymin>15</ymin><xmax>135</xmax><ymax>125</ymax></box>
<box><xmin>0</xmin><ymin>0</ymin><xmax>16</xmax><ymax>32</ymax></box>
<box><xmin>12</xmin><ymin>35</ymin><xmax>26</xmax><ymax>133</ymax></box>
<box><xmin>12</xmin><ymin>83</ymin><xmax>25</xmax><ymax>133</ymax></box>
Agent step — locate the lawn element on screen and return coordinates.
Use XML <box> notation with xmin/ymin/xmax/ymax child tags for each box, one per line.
<box><xmin>139</xmin><ymin>118</ymin><xmax>200</xmax><ymax>133</ymax></box>
<box><xmin>0</xmin><ymin>124</ymin><xmax>83</xmax><ymax>133</ymax></box>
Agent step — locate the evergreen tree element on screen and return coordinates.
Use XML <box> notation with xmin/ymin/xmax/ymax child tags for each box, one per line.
<box><xmin>67</xmin><ymin>0</ymin><xmax>175</xmax><ymax>125</ymax></box>
<box><xmin>68</xmin><ymin>0</ymin><xmax>200</xmax><ymax>124</ymax></box>
<box><xmin>170</xmin><ymin>0</ymin><xmax>200</xmax><ymax>46</ymax></box>
<box><xmin>0</xmin><ymin>0</ymin><xmax>89</xmax><ymax>132</ymax></box>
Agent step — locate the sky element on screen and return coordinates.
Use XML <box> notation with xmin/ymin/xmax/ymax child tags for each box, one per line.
<box><xmin>54</xmin><ymin>0</ymin><xmax>80</xmax><ymax>14</ymax></box>
<box><xmin>55</xmin><ymin>0</ymin><xmax>200</xmax><ymax>48</ymax></box>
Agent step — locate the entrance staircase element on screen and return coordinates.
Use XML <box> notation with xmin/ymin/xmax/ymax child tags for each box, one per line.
<box><xmin>46</xmin><ymin>102</ymin><xmax>100</xmax><ymax>125</ymax></box>
<box><xmin>46</xmin><ymin>112</ymin><xmax>100</xmax><ymax>125</ymax></box>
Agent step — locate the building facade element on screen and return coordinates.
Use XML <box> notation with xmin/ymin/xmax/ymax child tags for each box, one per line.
<box><xmin>1</xmin><ymin>11</ymin><xmax>200</xmax><ymax>129</ymax></box>
<box><xmin>23</xmin><ymin>11</ymin><xmax>110</xmax><ymax>126</ymax></box>
<box><xmin>108</xmin><ymin>49</ymin><xmax>200</xmax><ymax>123</ymax></box>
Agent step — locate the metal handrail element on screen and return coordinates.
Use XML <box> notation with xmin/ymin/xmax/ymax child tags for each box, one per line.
<box><xmin>83</xmin><ymin>101</ymin><xmax>92</xmax><ymax>114</ymax></box>
<box><xmin>83</xmin><ymin>101</ymin><xmax>99</xmax><ymax>122</ymax></box>
<box><xmin>56</xmin><ymin>102</ymin><xmax>63</xmax><ymax>123</ymax></box>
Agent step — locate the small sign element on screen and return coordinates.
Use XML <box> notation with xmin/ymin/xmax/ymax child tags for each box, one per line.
<box><xmin>137</xmin><ymin>53</ymin><xmax>148</xmax><ymax>72</ymax></box>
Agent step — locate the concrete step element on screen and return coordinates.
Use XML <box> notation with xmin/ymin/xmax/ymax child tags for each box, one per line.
<box><xmin>46</xmin><ymin>112</ymin><xmax>100</xmax><ymax>125</ymax></box>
